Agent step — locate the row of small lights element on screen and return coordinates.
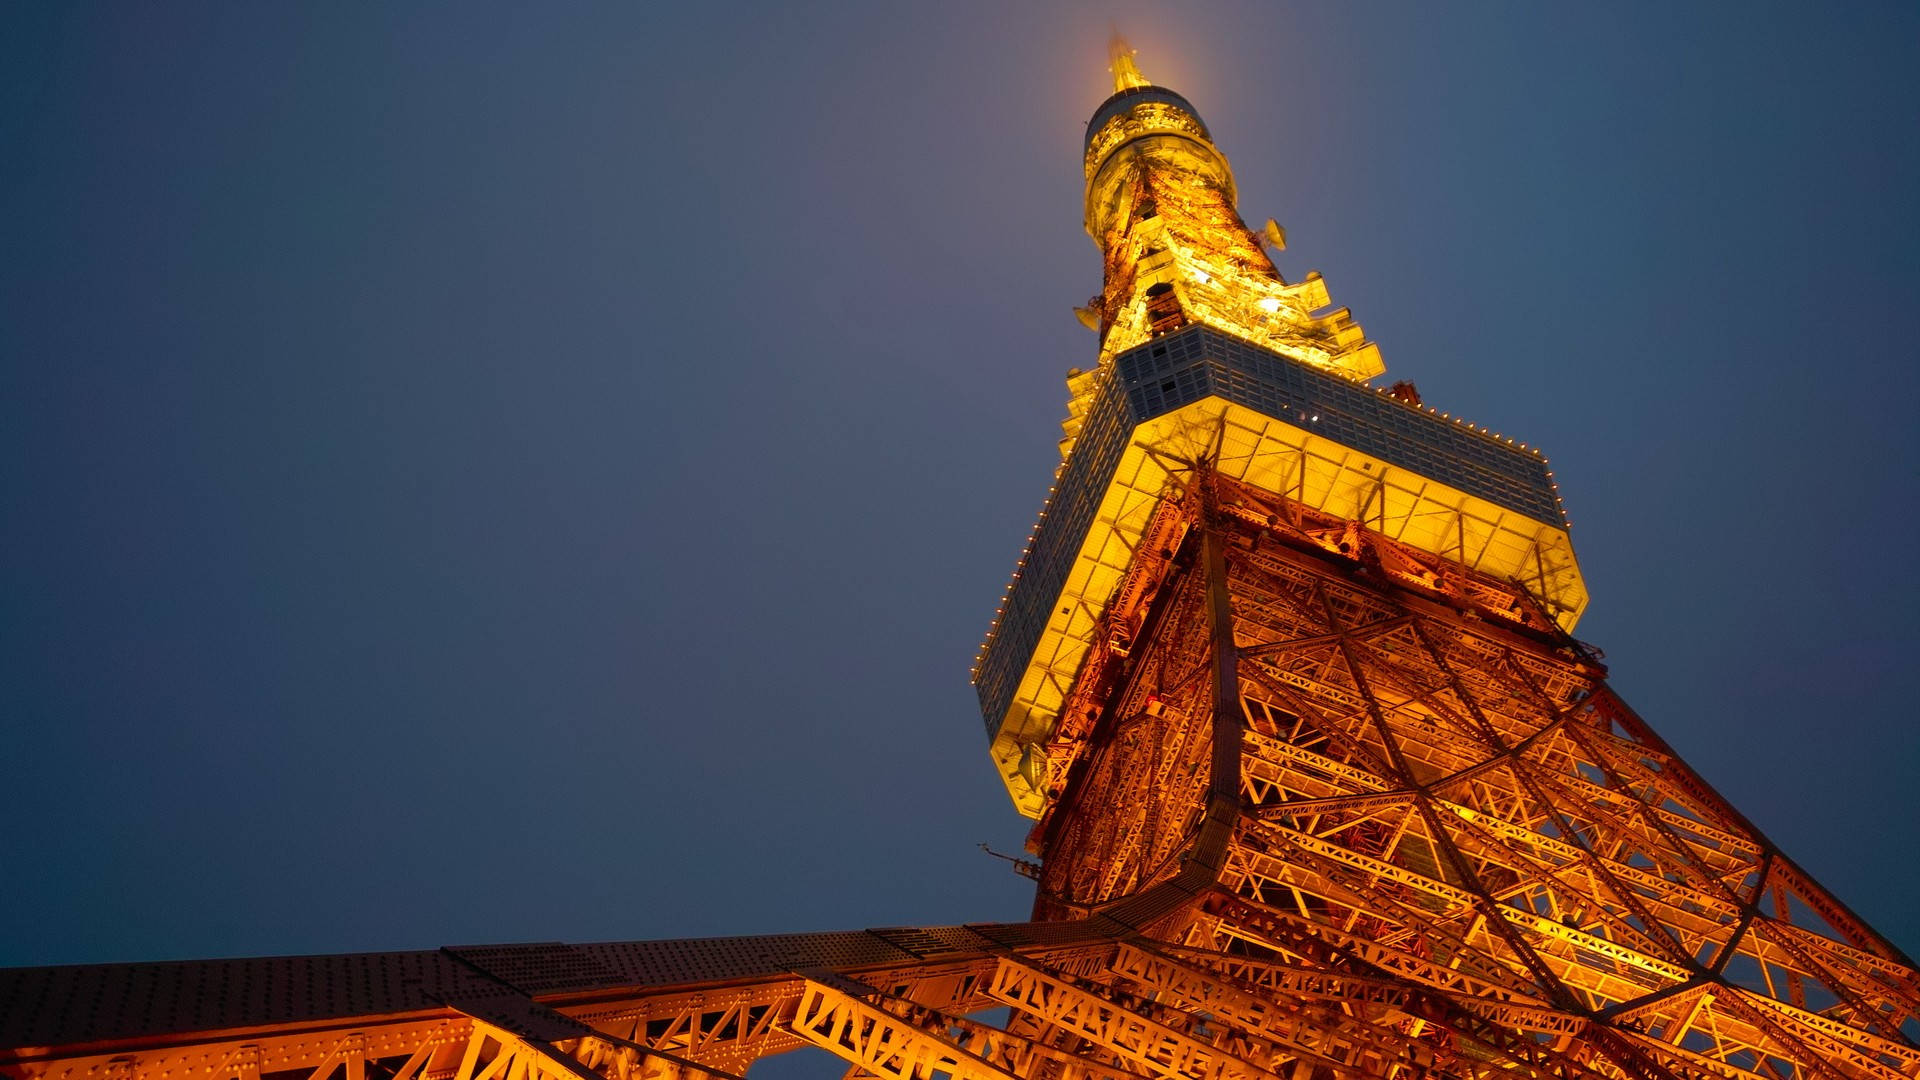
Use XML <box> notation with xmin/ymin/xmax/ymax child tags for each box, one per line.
<box><xmin>1365</xmin><ymin>379</ymin><xmax>1546</xmax><ymax>460</ymax></box>
<box><xmin>1364</xmin><ymin>376</ymin><xmax>1571</xmax><ymax>527</ymax></box>
<box><xmin>971</xmin><ymin>465</ymin><xmax>1067</xmax><ymax>684</ymax></box>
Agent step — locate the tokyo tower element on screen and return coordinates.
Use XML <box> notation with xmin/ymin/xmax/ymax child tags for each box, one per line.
<box><xmin>4</xmin><ymin>41</ymin><xmax>1915</xmax><ymax>1080</ymax></box>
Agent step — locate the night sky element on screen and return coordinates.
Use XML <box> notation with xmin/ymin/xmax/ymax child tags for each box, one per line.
<box><xmin>4</xmin><ymin>0</ymin><xmax>1916</xmax><ymax>992</ymax></box>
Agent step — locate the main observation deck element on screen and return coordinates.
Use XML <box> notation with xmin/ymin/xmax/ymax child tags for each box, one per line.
<box><xmin>975</xmin><ymin>325</ymin><xmax>1584</xmax><ymax>815</ymax></box>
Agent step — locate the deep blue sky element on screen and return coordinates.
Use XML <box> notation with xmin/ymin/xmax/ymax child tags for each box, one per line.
<box><xmin>3</xmin><ymin>2</ymin><xmax>1916</xmax><ymax>977</ymax></box>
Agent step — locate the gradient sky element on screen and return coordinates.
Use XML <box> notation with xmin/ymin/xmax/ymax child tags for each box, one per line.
<box><xmin>3</xmin><ymin>0</ymin><xmax>1916</xmax><ymax>1001</ymax></box>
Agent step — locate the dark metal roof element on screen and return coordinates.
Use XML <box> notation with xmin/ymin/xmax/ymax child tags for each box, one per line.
<box><xmin>0</xmin><ymin>922</ymin><xmax>1121</xmax><ymax>1055</ymax></box>
<box><xmin>0</xmin><ymin>948</ymin><xmax>472</xmax><ymax>1052</ymax></box>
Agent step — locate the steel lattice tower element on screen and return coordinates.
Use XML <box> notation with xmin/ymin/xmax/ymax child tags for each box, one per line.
<box><xmin>4</xmin><ymin>42</ymin><xmax>1915</xmax><ymax>1080</ymax></box>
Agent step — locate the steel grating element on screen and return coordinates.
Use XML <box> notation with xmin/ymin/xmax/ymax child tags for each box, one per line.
<box><xmin>444</xmin><ymin>944</ymin><xmax>628</xmax><ymax>996</ymax></box>
<box><xmin>0</xmin><ymin>950</ymin><xmax>480</xmax><ymax>1051</ymax></box>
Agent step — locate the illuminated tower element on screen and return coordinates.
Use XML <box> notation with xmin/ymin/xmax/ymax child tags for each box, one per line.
<box><xmin>4</xmin><ymin>42</ymin><xmax>1916</xmax><ymax>1080</ymax></box>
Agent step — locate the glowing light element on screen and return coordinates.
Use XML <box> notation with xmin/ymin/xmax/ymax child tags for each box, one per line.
<box><xmin>1108</xmin><ymin>33</ymin><xmax>1152</xmax><ymax>92</ymax></box>
<box><xmin>1078</xmin><ymin>73</ymin><xmax>1382</xmax><ymax>384</ymax></box>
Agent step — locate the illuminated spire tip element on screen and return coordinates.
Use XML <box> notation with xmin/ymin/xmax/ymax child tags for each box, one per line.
<box><xmin>1108</xmin><ymin>33</ymin><xmax>1151</xmax><ymax>92</ymax></box>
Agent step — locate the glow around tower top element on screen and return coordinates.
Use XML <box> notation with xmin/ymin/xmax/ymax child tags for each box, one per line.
<box><xmin>1084</xmin><ymin>38</ymin><xmax>1210</xmax><ymax>154</ymax></box>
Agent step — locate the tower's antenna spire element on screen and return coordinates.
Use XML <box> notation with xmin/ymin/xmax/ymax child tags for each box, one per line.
<box><xmin>1108</xmin><ymin>30</ymin><xmax>1151</xmax><ymax>92</ymax></box>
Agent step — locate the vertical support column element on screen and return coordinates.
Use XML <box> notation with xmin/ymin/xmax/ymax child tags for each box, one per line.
<box><xmin>1194</xmin><ymin>495</ymin><xmax>1243</xmax><ymax>878</ymax></box>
